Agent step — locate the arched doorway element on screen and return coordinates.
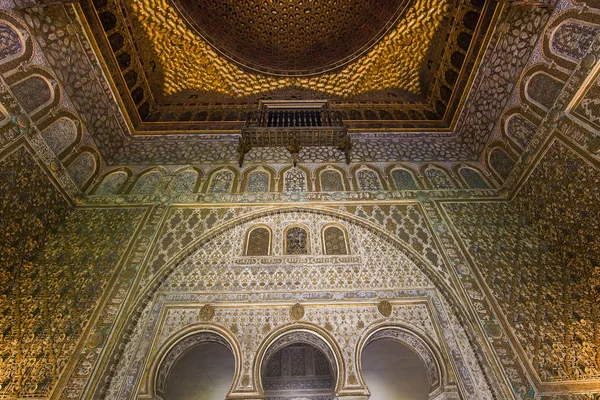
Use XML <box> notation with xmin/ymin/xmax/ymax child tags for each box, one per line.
<box><xmin>262</xmin><ymin>343</ymin><xmax>336</xmax><ymax>400</ymax></box>
<box><xmin>361</xmin><ymin>339</ymin><xmax>430</xmax><ymax>400</ymax></box>
<box><xmin>163</xmin><ymin>342</ymin><xmax>235</xmax><ymax>400</ymax></box>
<box><xmin>153</xmin><ymin>331</ymin><xmax>238</xmax><ymax>400</ymax></box>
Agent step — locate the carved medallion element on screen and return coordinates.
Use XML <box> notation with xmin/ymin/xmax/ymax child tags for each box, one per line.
<box><xmin>199</xmin><ymin>304</ymin><xmax>215</xmax><ymax>321</ymax></box>
<box><xmin>86</xmin><ymin>331</ymin><xmax>105</xmax><ymax>349</ymax></box>
<box><xmin>581</xmin><ymin>53</ymin><xmax>597</xmax><ymax>70</ymax></box>
<box><xmin>377</xmin><ymin>300</ymin><xmax>393</xmax><ymax>317</ymax></box>
<box><xmin>290</xmin><ymin>303</ymin><xmax>305</xmax><ymax>321</ymax></box>
<box><xmin>16</xmin><ymin>114</ymin><xmax>30</xmax><ymax>128</ymax></box>
<box><xmin>588</xmin><ymin>137</ymin><xmax>600</xmax><ymax>155</ymax></box>
<box><xmin>348</xmin><ymin>373</ymin><xmax>358</xmax><ymax>385</ymax></box>
<box><xmin>241</xmin><ymin>375</ymin><xmax>250</xmax><ymax>387</ymax></box>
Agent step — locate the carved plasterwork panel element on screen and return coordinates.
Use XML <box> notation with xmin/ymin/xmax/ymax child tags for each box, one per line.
<box><xmin>137</xmin><ymin>207</ymin><xmax>265</xmax><ymax>292</ymax></box>
<box><xmin>109</xmin><ymin>290</ymin><xmax>491</xmax><ymax>399</ymax></box>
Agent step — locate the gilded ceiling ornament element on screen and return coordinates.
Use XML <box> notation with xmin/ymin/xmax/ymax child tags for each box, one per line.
<box><xmin>199</xmin><ymin>304</ymin><xmax>215</xmax><ymax>321</ymax></box>
<box><xmin>377</xmin><ymin>300</ymin><xmax>393</xmax><ymax>317</ymax></box>
<box><xmin>290</xmin><ymin>303</ymin><xmax>305</xmax><ymax>321</ymax></box>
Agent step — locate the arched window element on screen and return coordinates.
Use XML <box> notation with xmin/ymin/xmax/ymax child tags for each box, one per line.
<box><xmin>322</xmin><ymin>225</ymin><xmax>349</xmax><ymax>255</ymax></box>
<box><xmin>285</xmin><ymin>226</ymin><xmax>309</xmax><ymax>255</ymax></box>
<box><xmin>320</xmin><ymin>169</ymin><xmax>345</xmax><ymax>192</ymax></box>
<box><xmin>164</xmin><ymin>343</ymin><xmax>234</xmax><ymax>400</ymax></box>
<box><xmin>157</xmin><ymin>333</ymin><xmax>236</xmax><ymax>400</ymax></box>
<box><xmin>209</xmin><ymin>170</ymin><xmax>234</xmax><ymax>193</ymax></box>
<box><xmin>41</xmin><ymin>118</ymin><xmax>78</xmax><ymax>157</ymax></box>
<box><xmin>94</xmin><ymin>171</ymin><xmax>128</xmax><ymax>195</ymax></box>
<box><xmin>459</xmin><ymin>167</ymin><xmax>490</xmax><ymax>189</ymax></box>
<box><xmin>489</xmin><ymin>148</ymin><xmax>515</xmax><ymax>180</ymax></box>
<box><xmin>284</xmin><ymin>168</ymin><xmax>307</xmax><ymax>192</ymax></box>
<box><xmin>12</xmin><ymin>75</ymin><xmax>53</xmax><ymax>114</ymax></box>
<box><xmin>551</xmin><ymin>21</ymin><xmax>599</xmax><ymax>61</ymax></box>
<box><xmin>245</xmin><ymin>226</ymin><xmax>271</xmax><ymax>256</ymax></box>
<box><xmin>356</xmin><ymin>169</ymin><xmax>382</xmax><ymax>191</ymax></box>
<box><xmin>362</xmin><ymin>339</ymin><xmax>430</xmax><ymax>400</ymax></box>
<box><xmin>391</xmin><ymin>168</ymin><xmax>418</xmax><ymax>190</ymax></box>
<box><xmin>505</xmin><ymin>114</ymin><xmax>536</xmax><ymax>149</ymax></box>
<box><xmin>526</xmin><ymin>72</ymin><xmax>564</xmax><ymax>110</ymax></box>
<box><xmin>425</xmin><ymin>167</ymin><xmax>455</xmax><ymax>189</ymax></box>
<box><xmin>66</xmin><ymin>152</ymin><xmax>97</xmax><ymax>189</ymax></box>
<box><xmin>131</xmin><ymin>171</ymin><xmax>161</xmax><ymax>194</ymax></box>
<box><xmin>247</xmin><ymin>170</ymin><xmax>270</xmax><ymax>192</ymax></box>
<box><xmin>172</xmin><ymin>170</ymin><xmax>199</xmax><ymax>193</ymax></box>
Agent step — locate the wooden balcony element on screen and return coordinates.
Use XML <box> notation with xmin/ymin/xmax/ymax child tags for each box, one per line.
<box><xmin>239</xmin><ymin>101</ymin><xmax>351</xmax><ymax>166</ymax></box>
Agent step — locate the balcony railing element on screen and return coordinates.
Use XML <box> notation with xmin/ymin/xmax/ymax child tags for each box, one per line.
<box><xmin>245</xmin><ymin>109</ymin><xmax>345</xmax><ymax>129</ymax></box>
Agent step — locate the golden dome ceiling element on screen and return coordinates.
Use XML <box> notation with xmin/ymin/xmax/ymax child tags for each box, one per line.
<box><xmin>128</xmin><ymin>0</ymin><xmax>450</xmax><ymax>98</ymax></box>
<box><xmin>169</xmin><ymin>0</ymin><xmax>414</xmax><ymax>76</ymax></box>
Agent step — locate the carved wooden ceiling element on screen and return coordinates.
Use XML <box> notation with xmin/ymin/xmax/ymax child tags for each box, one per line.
<box><xmin>83</xmin><ymin>0</ymin><xmax>495</xmax><ymax>132</ymax></box>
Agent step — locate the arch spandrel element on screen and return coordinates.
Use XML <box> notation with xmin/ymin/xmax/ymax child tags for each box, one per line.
<box><xmin>134</xmin><ymin>205</ymin><xmax>452</xmax><ymax>299</ymax></box>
